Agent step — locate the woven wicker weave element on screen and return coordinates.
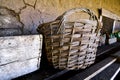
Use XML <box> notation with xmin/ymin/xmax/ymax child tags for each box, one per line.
<box><xmin>38</xmin><ymin>8</ymin><xmax>101</xmax><ymax>70</ymax></box>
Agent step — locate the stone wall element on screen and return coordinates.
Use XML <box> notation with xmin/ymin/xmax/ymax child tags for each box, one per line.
<box><xmin>0</xmin><ymin>0</ymin><xmax>120</xmax><ymax>34</ymax></box>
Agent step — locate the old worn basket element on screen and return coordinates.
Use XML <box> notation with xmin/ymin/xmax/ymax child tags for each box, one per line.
<box><xmin>38</xmin><ymin>8</ymin><xmax>101</xmax><ymax>70</ymax></box>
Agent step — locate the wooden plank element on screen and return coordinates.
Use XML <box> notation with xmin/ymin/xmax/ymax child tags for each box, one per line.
<box><xmin>84</xmin><ymin>58</ymin><xmax>116</xmax><ymax>80</ymax></box>
<box><xmin>0</xmin><ymin>35</ymin><xmax>42</xmax><ymax>65</ymax></box>
<box><xmin>102</xmin><ymin>8</ymin><xmax>120</xmax><ymax>20</ymax></box>
<box><xmin>91</xmin><ymin>62</ymin><xmax>120</xmax><ymax>80</ymax></box>
<box><xmin>110</xmin><ymin>67</ymin><xmax>120</xmax><ymax>80</ymax></box>
<box><xmin>44</xmin><ymin>70</ymin><xmax>69</xmax><ymax>80</ymax></box>
<box><xmin>69</xmin><ymin>57</ymin><xmax>117</xmax><ymax>80</ymax></box>
<box><xmin>0</xmin><ymin>58</ymin><xmax>40</xmax><ymax>80</ymax></box>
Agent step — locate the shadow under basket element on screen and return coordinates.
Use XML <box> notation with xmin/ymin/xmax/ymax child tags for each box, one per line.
<box><xmin>38</xmin><ymin>8</ymin><xmax>101</xmax><ymax>70</ymax></box>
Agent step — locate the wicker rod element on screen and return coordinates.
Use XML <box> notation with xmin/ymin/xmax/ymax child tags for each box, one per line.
<box><xmin>66</xmin><ymin>22</ymin><xmax>76</xmax><ymax>68</ymax></box>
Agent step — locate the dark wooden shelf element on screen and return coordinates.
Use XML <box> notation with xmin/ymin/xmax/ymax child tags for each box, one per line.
<box><xmin>13</xmin><ymin>42</ymin><xmax>120</xmax><ymax>80</ymax></box>
<box><xmin>97</xmin><ymin>42</ymin><xmax>120</xmax><ymax>56</ymax></box>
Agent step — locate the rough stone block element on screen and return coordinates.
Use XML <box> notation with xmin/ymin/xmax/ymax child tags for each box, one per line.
<box><xmin>20</xmin><ymin>6</ymin><xmax>42</xmax><ymax>34</ymax></box>
<box><xmin>0</xmin><ymin>7</ymin><xmax>23</xmax><ymax>36</ymax></box>
<box><xmin>36</xmin><ymin>0</ymin><xmax>59</xmax><ymax>22</ymax></box>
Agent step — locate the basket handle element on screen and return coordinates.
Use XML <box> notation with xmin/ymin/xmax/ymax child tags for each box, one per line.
<box><xmin>62</xmin><ymin>8</ymin><xmax>96</xmax><ymax>21</ymax></box>
<box><xmin>57</xmin><ymin>8</ymin><xmax>100</xmax><ymax>34</ymax></box>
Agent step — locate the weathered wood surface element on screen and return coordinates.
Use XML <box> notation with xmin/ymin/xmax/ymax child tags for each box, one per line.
<box><xmin>0</xmin><ymin>35</ymin><xmax>42</xmax><ymax>65</ymax></box>
<box><xmin>0</xmin><ymin>58</ymin><xmax>40</xmax><ymax>80</ymax></box>
<box><xmin>102</xmin><ymin>8</ymin><xmax>120</xmax><ymax>20</ymax></box>
<box><xmin>0</xmin><ymin>35</ymin><xmax>42</xmax><ymax>80</ymax></box>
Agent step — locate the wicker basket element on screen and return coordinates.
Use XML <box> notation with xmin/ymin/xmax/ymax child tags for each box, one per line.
<box><xmin>38</xmin><ymin>8</ymin><xmax>101</xmax><ymax>70</ymax></box>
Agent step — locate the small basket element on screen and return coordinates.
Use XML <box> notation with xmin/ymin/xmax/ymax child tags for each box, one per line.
<box><xmin>38</xmin><ymin>8</ymin><xmax>101</xmax><ymax>70</ymax></box>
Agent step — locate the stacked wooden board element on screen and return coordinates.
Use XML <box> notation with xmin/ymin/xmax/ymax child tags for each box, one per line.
<box><xmin>0</xmin><ymin>35</ymin><xmax>42</xmax><ymax>80</ymax></box>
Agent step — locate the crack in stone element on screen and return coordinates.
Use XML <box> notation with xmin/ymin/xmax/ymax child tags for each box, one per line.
<box><xmin>22</xmin><ymin>0</ymin><xmax>37</xmax><ymax>9</ymax></box>
<box><xmin>17</xmin><ymin>15</ymin><xmax>24</xmax><ymax>34</ymax></box>
<box><xmin>0</xmin><ymin>6</ymin><xmax>18</xmax><ymax>17</ymax></box>
<box><xmin>59</xmin><ymin>0</ymin><xmax>62</xmax><ymax>7</ymax></box>
<box><xmin>18</xmin><ymin>5</ymin><xmax>27</xmax><ymax>14</ymax></box>
<box><xmin>34</xmin><ymin>0</ymin><xmax>37</xmax><ymax>9</ymax></box>
<box><xmin>23</xmin><ymin>0</ymin><xmax>34</xmax><ymax>8</ymax></box>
